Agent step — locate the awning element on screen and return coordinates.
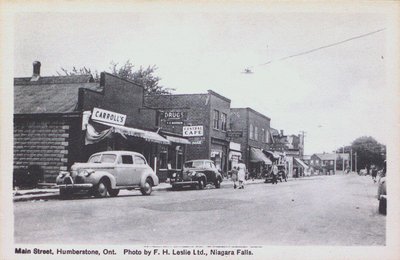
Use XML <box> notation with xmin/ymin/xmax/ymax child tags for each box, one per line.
<box><xmin>294</xmin><ymin>158</ymin><xmax>309</xmax><ymax>169</ymax></box>
<box><xmin>250</xmin><ymin>147</ymin><xmax>272</xmax><ymax>164</ymax></box>
<box><xmin>90</xmin><ymin>122</ymin><xmax>170</xmax><ymax>145</ymax></box>
<box><xmin>164</xmin><ymin>135</ymin><xmax>191</xmax><ymax>144</ymax></box>
<box><xmin>263</xmin><ymin>150</ymin><xmax>280</xmax><ymax>159</ymax></box>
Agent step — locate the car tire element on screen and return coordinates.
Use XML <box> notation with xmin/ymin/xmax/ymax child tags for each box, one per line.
<box><xmin>140</xmin><ymin>178</ymin><xmax>153</xmax><ymax>195</ymax></box>
<box><xmin>94</xmin><ymin>179</ymin><xmax>108</xmax><ymax>198</ymax></box>
<box><xmin>198</xmin><ymin>179</ymin><xmax>205</xmax><ymax>190</ymax></box>
<box><xmin>108</xmin><ymin>188</ymin><xmax>120</xmax><ymax>197</ymax></box>
<box><xmin>214</xmin><ymin>178</ymin><xmax>221</xmax><ymax>188</ymax></box>
<box><xmin>59</xmin><ymin>188</ymin><xmax>73</xmax><ymax>200</ymax></box>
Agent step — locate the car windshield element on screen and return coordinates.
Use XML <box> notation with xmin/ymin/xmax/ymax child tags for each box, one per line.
<box><xmin>88</xmin><ymin>154</ymin><xmax>116</xmax><ymax>163</ymax></box>
<box><xmin>184</xmin><ymin>161</ymin><xmax>204</xmax><ymax>168</ymax></box>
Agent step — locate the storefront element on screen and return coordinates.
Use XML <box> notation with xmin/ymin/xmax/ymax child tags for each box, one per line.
<box><xmin>249</xmin><ymin>147</ymin><xmax>272</xmax><ymax>177</ymax></box>
<box><xmin>228</xmin><ymin>142</ymin><xmax>242</xmax><ymax>171</ymax></box>
<box><xmin>211</xmin><ymin>138</ymin><xmax>229</xmax><ymax>173</ymax></box>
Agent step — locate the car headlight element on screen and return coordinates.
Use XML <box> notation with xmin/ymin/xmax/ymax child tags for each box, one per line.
<box><xmin>79</xmin><ymin>169</ymin><xmax>94</xmax><ymax>177</ymax></box>
<box><xmin>58</xmin><ymin>171</ymin><xmax>70</xmax><ymax>178</ymax></box>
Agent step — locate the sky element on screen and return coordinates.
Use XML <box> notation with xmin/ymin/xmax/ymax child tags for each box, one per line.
<box><xmin>12</xmin><ymin>2</ymin><xmax>398</xmax><ymax>155</ymax></box>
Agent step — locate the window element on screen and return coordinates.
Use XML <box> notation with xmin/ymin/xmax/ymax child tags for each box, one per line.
<box><xmin>121</xmin><ymin>155</ymin><xmax>133</xmax><ymax>164</ymax></box>
<box><xmin>101</xmin><ymin>154</ymin><xmax>117</xmax><ymax>163</ymax></box>
<box><xmin>159</xmin><ymin>151</ymin><xmax>167</xmax><ymax>169</ymax></box>
<box><xmin>249</xmin><ymin>124</ymin><xmax>254</xmax><ymax>139</ymax></box>
<box><xmin>261</xmin><ymin>129</ymin><xmax>265</xmax><ymax>143</ymax></box>
<box><xmin>330</xmin><ymin>161</ymin><xmax>334</xmax><ymax>165</ymax></box>
<box><xmin>134</xmin><ymin>156</ymin><xmax>146</xmax><ymax>165</ymax></box>
<box><xmin>221</xmin><ymin>113</ymin><xmax>227</xmax><ymax>131</ymax></box>
<box><xmin>266</xmin><ymin>129</ymin><xmax>270</xmax><ymax>143</ymax></box>
<box><xmin>255</xmin><ymin>126</ymin><xmax>258</xmax><ymax>140</ymax></box>
<box><xmin>213</xmin><ymin>110</ymin><xmax>220</xmax><ymax>129</ymax></box>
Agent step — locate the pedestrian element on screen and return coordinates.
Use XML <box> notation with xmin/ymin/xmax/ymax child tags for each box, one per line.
<box><xmin>371</xmin><ymin>165</ymin><xmax>378</xmax><ymax>183</ymax></box>
<box><xmin>272</xmin><ymin>164</ymin><xmax>278</xmax><ymax>184</ymax></box>
<box><xmin>231</xmin><ymin>166</ymin><xmax>238</xmax><ymax>189</ymax></box>
<box><xmin>237</xmin><ymin>159</ymin><xmax>247</xmax><ymax>189</ymax></box>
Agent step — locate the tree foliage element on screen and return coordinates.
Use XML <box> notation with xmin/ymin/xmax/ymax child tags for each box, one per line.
<box><xmin>350</xmin><ymin>136</ymin><xmax>386</xmax><ymax>171</ymax></box>
<box><xmin>58</xmin><ymin>60</ymin><xmax>174</xmax><ymax>95</ymax></box>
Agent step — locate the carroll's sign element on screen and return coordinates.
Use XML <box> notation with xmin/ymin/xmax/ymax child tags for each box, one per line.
<box><xmin>92</xmin><ymin>107</ymin><xmax>127</xmax><ymax>126</ymax></box>
<box><xmin>183</xmin><ymin>126</ymin><xmax>203</xmax><ymax>137</ymax></box>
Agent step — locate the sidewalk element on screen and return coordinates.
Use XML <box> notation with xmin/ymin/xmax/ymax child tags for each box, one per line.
<box><xmin>13</xmin><ymin>178</ymin><xmax>267</xmax><ymax>202</ymax></box>
<box><xmin>13</xmin><ymin>175</ymin><xmax>333</xmax><ymax>202</ymax></box>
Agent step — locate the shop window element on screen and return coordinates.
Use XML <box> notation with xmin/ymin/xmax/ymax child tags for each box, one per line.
<box><xmin>213</xmin><ymin>110</ymin><xmax>220</xmax><ymax>129</ymax></box>
<box><xmin>330</xmin><ymin>161</ymin><xmax>334</xmax><ymax>165</ymax></box>
<box><xmin>134</xmin><ymin>156</ymin><xmax>146</xmax><ymax>165</ymax></box>
<box><xmin>121</xmin><ymin>155</ymin><xmax>133</xmax><ymax>164</ymax></box>
<box><xmin>249</xmin><ymin>124</ymin><xmax>254</xmax><ymax>139</ymax></box>
<box><xmin>159</xmin><ymin>151</ymin><xmax>167</xmax><ymax>169</ymax></box>
<box><xmin>221</xmin><ymin>113</ymin><xmax>227</xmax><ymax>131</ymax></box>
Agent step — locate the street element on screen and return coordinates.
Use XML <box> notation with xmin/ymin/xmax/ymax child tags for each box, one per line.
<box><xmin>14</xmin><ymin>174</ymin><xmax>385</xmax><ymax>246</ymax></box>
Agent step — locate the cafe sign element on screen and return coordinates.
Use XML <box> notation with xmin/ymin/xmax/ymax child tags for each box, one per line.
<box><xmin>91</xmin><ymin>107</ymin><xmax>127</xmax><ymax>126</ymax></box>
<box><xmin>183</xmin><ymin>126</ymin><xmax>203</xmax><ymax>137</ymax></box>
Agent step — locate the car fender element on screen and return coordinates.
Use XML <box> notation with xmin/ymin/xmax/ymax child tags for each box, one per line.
<box><xmin>193</xmin><ymin>172</ymin><xmax>207</xmax><ymax>183</ymax></box>
<box><xmin>140</xmin><ymin>171</ymin><xmax>159</xmax><ymax>188</ymax></box>
<box><xmin>89</xmin><ymin>171</ymin><xmax>117</xmax><ymax>189</ymax></box>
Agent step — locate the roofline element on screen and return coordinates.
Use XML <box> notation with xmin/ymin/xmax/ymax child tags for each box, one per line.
<box><xmin>100</xmin><ymin>72</ymin><xmax>144</xmax><ymax>89</ymax></box>
<box><xmin>14</xmin><ymin>112</ymin><xmax>82</xmax><ymax>118</ymax></box>
<box><xmin>207</xmin><ymin>90</ymin><xmax>231</xmax><ymax>103</ymax></box>
<box><xmin>230</xmin><ymin>107</ymin><xmax>271</xmax><ymax>121</ymax></box>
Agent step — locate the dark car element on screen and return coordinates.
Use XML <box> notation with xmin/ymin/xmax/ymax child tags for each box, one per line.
<box><xmin>169</xmin><ymin>160</ymin><xmax>223</xmax><ymax>190</ymax></box>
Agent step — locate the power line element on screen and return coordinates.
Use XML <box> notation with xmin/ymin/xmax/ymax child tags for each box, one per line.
<box><xmin>258</xmin><ymin>28</ymin><xmax>386</xmax><ymax>66</ymax></box>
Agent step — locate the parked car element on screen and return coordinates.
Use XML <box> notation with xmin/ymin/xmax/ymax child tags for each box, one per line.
<box><xmin>169</xmin><ymin>159</ymin><xmax>223</xmax><ymax>190</ymax></box>
<box><xmin>377</xmin><ymin>176</ymin><xmax>387</xmax><ymax>215</ymax></box>
<box><xmin>56</xmin><ymin>151</ymin><xmax>159</xmax><ymax>199</ymax></box>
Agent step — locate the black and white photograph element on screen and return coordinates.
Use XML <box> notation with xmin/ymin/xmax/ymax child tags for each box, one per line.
<box><xmin>1</xmin><ymin>1</ymin><xmax>399</xmax><ymax>259</ymax></box>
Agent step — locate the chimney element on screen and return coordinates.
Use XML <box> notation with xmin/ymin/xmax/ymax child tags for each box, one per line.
<box><xmin>280</xmin><ymin>130</ymin><xmax>284</xmax><ymax>136</ymax></box>
<box><xmin>31</xmin><ymin>61</ymin><xmax>41</xmax><ymax>81</ymax></box>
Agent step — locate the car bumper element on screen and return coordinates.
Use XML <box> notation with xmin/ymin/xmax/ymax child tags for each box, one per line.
<box><xmin>56</xmin><ymin>183</ymin><xmax>93</xmax><ymax>189</ymax></box>
<box><xmin>171</xmin><ymin>181</ymin><xmax>198</xmax><ymax>186</ymax></box>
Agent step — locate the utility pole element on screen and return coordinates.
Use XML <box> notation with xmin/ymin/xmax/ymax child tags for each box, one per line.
<box><xmin>334</xmin><ymin>149</ymin><xmax>337</xmax><ymax>174</ymax></box>
<box><xmin>350</xmin><ymin>148</ymin><xmax>353</xmax><ymax>173</ymax></box>
<box><xmin>342</xmin><ymin>146</ymin><xmax>345</xmax><ymax>172</ymax></box>
<box><xmin>355</xmin><ymin>152</ymin><xmax>357</xmax><ymax>173</ymax></box>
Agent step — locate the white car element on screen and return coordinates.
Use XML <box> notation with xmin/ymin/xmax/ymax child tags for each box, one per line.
<box><xmin>56</xmin><ymin>151</ymin><xmax>159</xmax><ymax>199</ymax></box>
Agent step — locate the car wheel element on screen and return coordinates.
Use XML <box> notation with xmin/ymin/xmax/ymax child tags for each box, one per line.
<box><xmin>198</xmin><ymin>179</ymin><xmax>205</xmax><ymax>190</ymax></box>
<box><xmin>59</xmin><ymin>188</ymin><xmax>73</xmax><ymax>200</ymax></box>
<box><xmin>214</xmin><ymin>178</ymin><xmax>221</xmax><ymax>188</ymax></box>
<box><xmin>108</xmin><ymin>188</ymin><xmax>119</xmax><ymax>197</ymax></box>
<box><xmin>141</xmin><ymin>178</ymin><xmax>153</xmax><ymax>195</ymax></box>
<box><xmin>94</xmin><ymin>179</ymin><xmax>108</xmax><ymax>198</ymax></box>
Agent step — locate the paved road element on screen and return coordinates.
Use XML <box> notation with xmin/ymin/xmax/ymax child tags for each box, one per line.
<box><xmin>14</xmin><ymin>174</ymin><xmax>385</xmax><ymax>245</ymax></box>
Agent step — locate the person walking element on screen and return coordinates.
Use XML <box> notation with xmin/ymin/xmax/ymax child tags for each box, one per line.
<box><xmin>231</xmin><ymin>166</ymin><xmax>238</xmax><ymax>189</ymax></box>
<box><xmin>272</xmin><ymin>164</ymin><xmax>278</xmax><ymax>184</ymax></box>
<box><xmin>237</xmin><ymin>159</ymin><xmax>247</xmax><ymax>189</ymax></box>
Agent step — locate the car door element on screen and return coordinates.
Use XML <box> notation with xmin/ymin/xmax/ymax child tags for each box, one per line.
<box><xmin>115</xmin><ymin>154</ymin><xmax>134</xmax><ymax>186</ymax></box>
<box><xmin>132</xmin><ymin>155</ymin><xmax>147</xmax><ymax>185</ymax></box>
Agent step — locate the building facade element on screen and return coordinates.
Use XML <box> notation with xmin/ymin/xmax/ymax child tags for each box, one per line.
<box><xmin>229</xmin><ymin>107</ymin><xmax>273</xmax><ymax>175</ymax></box>
<box><xmin>145</xmin><ymin>90</ymin><xmax>231</xmax><ymax>173</ymax></box>
<box><xmin>14</xmin><ymin>62</ymin><xmax>186</xmax><ymax>183</ymax></box>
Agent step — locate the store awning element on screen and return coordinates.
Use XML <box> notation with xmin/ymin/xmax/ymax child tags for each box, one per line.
<box><xmin>250</xmin><ymin>147</ymin><xmax>272</xmax><ymax>164</ymax></box>
<box><xmin>89</xmin><ymin>122</ymin><xmax>171</xmax><ymax>145</ymax></box>
<box><xmin>294</xmin><ymin>158</ymin><xmax>309</xmax><ymax>169</ymax></box>
<box><xmin>263</xmin><ymin>150</ymin><xmax>280</xmax><ymax>159</ymax></box>
<box><xmin>164</xmin><ymin>135</ymin><xmax>191</xmax><ymax>144</ymax></box>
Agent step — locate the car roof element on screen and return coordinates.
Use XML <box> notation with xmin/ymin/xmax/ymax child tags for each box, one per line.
<box><xmin>91</xmin><ymin>151</ymin><xmax>144</xmax><ymax>157</ymax></box>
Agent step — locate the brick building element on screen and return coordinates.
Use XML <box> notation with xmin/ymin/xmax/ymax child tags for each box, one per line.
<box><xmin>229</xmin><ymin>107</ymin><xmax>273</xmax><ymax>175</ymax></box>
<box><xmin>145</xmin><ymin>90</ymin><xmax>231</xmax><ymax>173</ymax></box>
<box><xmin>14</xmin><ymin>61</ymin><xmax>184</xmax><ymax>182</ymax></box>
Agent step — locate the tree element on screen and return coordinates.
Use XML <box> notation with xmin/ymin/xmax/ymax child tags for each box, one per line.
<box><xmin>350</xmin><ymin>136</ymin><xmax>386</xmax><ymax>173</ymax></box>
<box><xmin>57</xmin><ymin>60</ymin><xmax>174</xmax><ymax>95</ymax></box>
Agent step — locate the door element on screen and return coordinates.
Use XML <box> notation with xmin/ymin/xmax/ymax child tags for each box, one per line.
<box><xmin>132</xmin><ymin>155</ymin><xmax>148</xmax><ymax>185</ymax></box>
<box><xmin>115</xmin><ymin>154</ymin><xmax>134</xmax><ymax>186</ymax></box>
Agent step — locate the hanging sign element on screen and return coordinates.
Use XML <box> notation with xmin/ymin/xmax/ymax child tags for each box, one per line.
<box><xmin>183</xmin><ymin>126</ymin><xmax>203</xmax><ymax>137</ymax></box>
<box><xmin>91</xmin><ymin>107</ymin><xmax>127</xmax><ymax>126</ymax></box>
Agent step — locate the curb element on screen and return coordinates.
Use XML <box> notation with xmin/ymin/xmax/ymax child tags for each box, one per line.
<box><xmin>13</xmin><ymin>179</ymin><xmax>267</xmax><ymax>202</ymax></box>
